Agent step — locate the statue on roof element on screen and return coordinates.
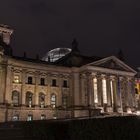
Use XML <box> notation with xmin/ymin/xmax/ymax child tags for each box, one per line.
<box><xmin>71</xmin><ymin>38</ymin><xmax>80</xmax><ymax>53</ymax></box>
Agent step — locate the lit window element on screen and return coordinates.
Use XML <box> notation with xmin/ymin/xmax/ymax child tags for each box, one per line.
<box><xmin>26</xmin><ymin>92</ymin><xmax>33</xmax><ymax>107</ymax></box>
<box><xmin>62</xmin><ymin>96</ymin><xmax>68</xmax><ymax>106</ymax></box>
<box><xmin>102</xmin><ymin>78</ymin><xmax>107</xmax><ymax>104</ymax></box>
<box><xmin>39</xmin><ymin>93</ymin><xmax>45</xmax><ymax>108</ymax></box>
<box><xmin>53</xmin><ymin>113</ymin><xmax>57</xmax><ymax>119</ymax></box>
<box><xmin>12</xmin><ymin>115</ymin><xmax>19</xmax><ymax>121</ymax></box>
<box><xmin>110</xmin><ymin>80</ymin><xmax>114</xmax><ymax>105</ymax></box>
<box><xmin>14</xmin><ymin>75</ymin><xmax>20</xmax><ymax>83</ymax></box>
<box><xmin>28</xmin><ymin>76</ymin><xmax>32</xmax><ymax>84</ymax></box>
<box><xmin>12</xmin><ymin>91</ymin><xmax>19</xmax><ymax>106</ymax></box>
<box><xmin>27</xmin><ymin>115</ymin><xmax>33</xmax><ymax>121</ymax></box>
<box><xmin>40</xmin><ymin>78</ymin><xmax>45</xmax><ymax>85</ymax></box>
<box><xmin>41</xmin><ymin>114</ymin><xmax>46</xmax><ymax>120</ymax></box>
<box><xmin>51</xmin><ymin>94</ymin><xmax>56</xmax><ymax>108</ymax></box>
<box><xmin>93</xmin><ymin>77</ymin><xmax>98</xmax><ymax>103</ymax></box>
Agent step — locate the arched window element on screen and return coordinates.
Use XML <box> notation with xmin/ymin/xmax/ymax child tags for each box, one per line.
<box><xmin>51</xmin><ymin>94</ymin><xmax>56</xmax><ymax>108</ymax></box>
<box><xmin>39</xmin><ymin>93</ymin><xmax>45</xmax><ymax>108</ymax></box>
<box><xmin>62</xmin><ymin>95</ymin><xmax>68</xmax><ymax>107</ymax></box>
<box><xmin>26</xmin><ymin>92</ymin><xmax>33</xmax><ymax>107</ymax></box>
<box><xmin>12</xmin><ymin>90</ymin><xmax>19</xmax><ymax>106</ymax></box>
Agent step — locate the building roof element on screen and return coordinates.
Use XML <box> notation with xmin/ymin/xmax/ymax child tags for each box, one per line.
<box><xmin>54</xmin><ymin>50</ymin><xmax>102</xmax><ymax>67</ymax></box>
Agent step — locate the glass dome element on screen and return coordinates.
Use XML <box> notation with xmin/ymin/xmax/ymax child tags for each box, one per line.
<box><xmin>42</xmin><ymin>48</ymin><xmax>71</xmax><ymax>62</ymax></box>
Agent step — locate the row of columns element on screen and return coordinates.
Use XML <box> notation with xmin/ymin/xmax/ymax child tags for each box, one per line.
<box><xmin>80</xmin><ymin>72</ymin><xmax>135</xmax><ymax>112</ymax></box>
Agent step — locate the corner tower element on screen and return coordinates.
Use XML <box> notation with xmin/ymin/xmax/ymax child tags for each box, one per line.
<box><xmin>0</xmin><ymin>24</ymin><xmax>13</xmax><ymax>56</ymax></box>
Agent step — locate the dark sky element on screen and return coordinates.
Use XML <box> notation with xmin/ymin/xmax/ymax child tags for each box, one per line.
<box><xmin>0</xmin><ymin>0</ymin><xmax>140</xmax><ymax>68</ymax></box>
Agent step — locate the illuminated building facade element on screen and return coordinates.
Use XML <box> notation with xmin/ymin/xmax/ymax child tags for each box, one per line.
<box><xmin>0</xmin><ymin>25</ymin><xmax>138</xmax><ymax>122</ymax></box>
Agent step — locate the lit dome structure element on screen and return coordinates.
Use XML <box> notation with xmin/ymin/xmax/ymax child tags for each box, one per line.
<box><xmin>42</xmin><ymin>48</ymin><xmax>71</xmax><ymax>62</ymax></box>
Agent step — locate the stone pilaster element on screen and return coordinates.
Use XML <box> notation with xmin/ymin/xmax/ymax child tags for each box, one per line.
<box><xmin>5</xmin><ymin>66</ymin><xmax>12</xmax><ymax>104</ymax></box>
<box><xmin>69</xmin><ymin>74</ymin><xmax>73</xmax><ymax>107</ymax></box>
<box><xmin>21</xmin><ymin>69</ymin><xmax>26</xmax><ymax>106</ymax></box>
<box><xmin>0</xmin><ymin>64</ymin><xmax>6</xmax><ymax>104</ymax></box>
<box><xmin>35</xmin><ymin>71</ymin><xmax>39</xmax><ymax>106</ymax></box>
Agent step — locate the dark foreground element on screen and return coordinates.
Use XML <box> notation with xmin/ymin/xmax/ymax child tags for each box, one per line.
<box><xmin>0</xmin><ymin>116</ymin><xmax>140</xmax><ymax>140</ymax></box>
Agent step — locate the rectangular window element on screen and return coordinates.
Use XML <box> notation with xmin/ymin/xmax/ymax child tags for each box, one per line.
<box><xmin>14</xmin><ymin>75</ymin><xmax>20</xmax><ymax>83</ymax></box>
<box><xmin>27</xmin><ymin>115</ymin><xmax>33</xmax><ymax>121</ymax></box>
<box><xmin>93</xmin><ymin>78</ymin><xmax>98</xmax><ymax>103</ymax></box>
<box><xmin>28</xmin><ymin>76</ymin><xmax>32</xmax><ymax>84</ymax></box>
<box><xmin>102</xmin><ymin>78</ymin><xmax>107</xmax><ymax>104</ymax></box>
<box><xmin>62</xmin><ymin>96</ymin><xmax>68</xmax><ymax>106</ymax></box>
<box><xmin>63</xmin><ymin>80</ymin><xmax>68</xmax><ymax>87</ymax></box>
<box><xmin>51</xmin><ymin>94</ymin><xmax>56</xmax><ymax>108</ymax></box>
<box><xmin>41</xmin><ymin>114</ymin><xmax>46</xmax><ymax>120</ymax></box>
<box><xmin>40</xmin><ymin>78</ymin><xmax>45</xmax><ymax>85</ymax></box>
<box><xmin>52</xmin><ymin>79</ymin><xmax>56</xmax><ymax>87</ymax></box>
<box><xmin>12</xmin><ymin>115</ymin><xmax>19</xmax><ymax>121</ymax></box>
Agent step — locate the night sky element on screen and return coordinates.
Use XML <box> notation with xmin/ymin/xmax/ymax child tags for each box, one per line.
<box><xmin>0</xmin><ymin>0</ymin><xmax>140</xmax><ymax>68</ymax></box>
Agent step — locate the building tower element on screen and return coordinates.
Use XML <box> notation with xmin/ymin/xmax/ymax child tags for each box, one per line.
<box><xmin>0</xmin><ymin>24</ymin><xmax>13</xmax><ymax>56</ymax></box>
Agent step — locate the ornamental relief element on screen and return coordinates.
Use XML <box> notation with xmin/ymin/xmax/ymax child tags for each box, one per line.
<box><xmin>12</xmin><ymin>84</ymin><xmax>21</xmax><ymax>92</ymax></box>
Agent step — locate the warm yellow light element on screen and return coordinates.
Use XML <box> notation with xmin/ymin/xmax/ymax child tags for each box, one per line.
<box><xmin>14</xmin><ymin>75</ymin><xmax>20</xmax><ymax>83</ymax></box>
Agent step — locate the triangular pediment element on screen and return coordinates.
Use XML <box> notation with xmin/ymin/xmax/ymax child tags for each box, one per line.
<box><xmin>86</xmin><ymin>56</ymin><xmax>136</xmax><ymax>73</ymax></box>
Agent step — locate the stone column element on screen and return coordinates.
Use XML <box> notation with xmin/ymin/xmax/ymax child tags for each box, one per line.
<box><xmin>89</xmin><ymin>73</ymin><xmax>94</xmax><ymax>107</ymax></box>
<box><xmin>92</xmin><ymin>75</ymin><xmax>97</xmax><ymax>107</ymax></box>
<box><xmin>116</xmin><ymin>76</ymin><xmax>124</xmax><ymax>113</ymax></box>
<box><xmin>80</xmin><ymin>73</ymin><xmax>86</xmax><ymax>106</ymax></box>
<box><xmin>97</xmin><ymin>74</ymin><xmax>103</xmax><ymax>107</ymax></box>
<box><xmin>101</xmin><ymin>74</ymin><xmax>108</xmax><ymax>112</ymax></box>
<box><xmin>125</xmin><ymin>77</ymin><xmax>134</xmax><ymax>112</ymax></box>
<box><xmin>107</xmin><ymin>76</ymin><xmax>111</xmax><ymax>107</ymax></box>
<box><xmin>73</xmin><ymin>72</ymin><xmax>80</xmax><ymax>106</ymax></box>
<box><xmin>109</xmin><ymin>76</ymin><xmax>115</xmax><ymax>111</ymax></box>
